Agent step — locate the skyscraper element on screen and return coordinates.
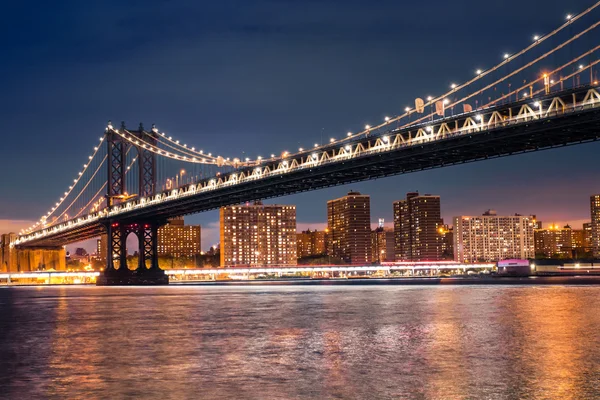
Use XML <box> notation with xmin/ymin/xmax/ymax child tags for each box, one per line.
<box><xmin>327</xmin><ymin>191</ymin><xmax>371</xmax><ymax>265</ymax></box>
<box><xmin>591</xmin><ymin>195</ymin><xmax>600</xmax><ymax>257</ymax></box>
<box><xmin>220</xmin><ymin>202</ymin><xmax>297</xmax><ymax>266</ymax></box>
<box><xmin>393</xmin><ymin>192</ymin><xmax>443</xmax><ymax>261</ymax></box>
<box><xmin>371</xmin><ymin>227</ymin><xmax>395</xmax><ymax>263</ymax></box>
<box><xmin>454</xmin><ymin>210</ymin><xmax>535</xmax><ymax>263</ymax></box>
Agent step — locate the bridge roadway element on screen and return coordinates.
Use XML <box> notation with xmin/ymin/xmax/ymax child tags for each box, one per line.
<box><xmin>16</xmin><ymin>86</ymin><xmax>600</xmax><ymax>248</ymax></box>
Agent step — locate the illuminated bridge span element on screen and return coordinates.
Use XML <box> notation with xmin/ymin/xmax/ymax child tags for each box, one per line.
<box><xmin>9</xmin><ymin>3</ymin><xmax>600</xmax><ymax>284</ymax></box>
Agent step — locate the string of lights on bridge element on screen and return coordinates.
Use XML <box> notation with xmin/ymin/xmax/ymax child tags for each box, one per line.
<box><xmin>19</xmin><ymin>2</ymin><xmax>600</xmax><ymax>237</ymax></box>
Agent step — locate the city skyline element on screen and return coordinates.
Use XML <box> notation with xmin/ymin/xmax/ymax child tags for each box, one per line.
<box><xmin>1</xmin><ymin>0</ymin><xmax>598</xmax><ymax>253</ymax></box>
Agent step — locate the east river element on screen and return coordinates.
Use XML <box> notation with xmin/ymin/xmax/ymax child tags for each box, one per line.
<box><xmin>1</xmin><ymin>285</ymin><xmax>599</xmax><ymax>399</ymax></box>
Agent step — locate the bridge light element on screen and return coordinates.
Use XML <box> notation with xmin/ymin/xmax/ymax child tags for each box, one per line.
<box><xmin>533</xmin><ymin>35</ymin><xmax>539</xmax><ymax>41</ymax></box>
<box><xmin>176</xmin><ymin>140</ymin><xmax>179</xmax><ymax>144</ymax></box>
<box><xmin>299</xmin><ymin>147</ymin><xmax>303</xmax><ymax>151</ymax></box>
<box><xmin>69</xmin><ymin>186</ymin><xmax>73</xmax><ymax>189</ymax></box>
<box><xmin>94</xmin><ymin>147</ymin><xmax>98</xmax><ymax>151</ymax></box>
<box><xmin>503</xmin><ymin>53</ymin><xmax>509</xmax><ymax>59</ymax></box>
<box><xmin>383</xmin><ymin>136</ymin><xmax>389</xmax><ymax>142</ymax></box>
<box><xmin>347</xmin><ymin>132</ymin><xmax>353</xmax><ymax>136</ymax></box>
<box><xmin>533</xmin><ymin>101</ymin><xmax>540</xmax><ymax>108</ymax></box>
<box><xmin>426</xmin><ymin>96</ymin><xmax>433</xmax><ymax>101</ymax></box>
<box><xmin>405</xmin><ymin>107</ymin><xmax>411</xmax><ymax>112</ymax></box>
<box><xmin>450</xmin><ymin>83</ymin><xmax>457</xmax><ymax>89</ymax></box>
<box><xmin>365</xmin><ymin>125</ymin><xmax>371</xmax><ymax>130</ymax></box>
<box><xmin>579</xmin><ymin>64</ymin><xmax>584</xmax><ymax>69</ymax></box>
<box><xmin>330</xmin><ymin>138</ymin><xmax>335</xmax><ymax>143</ymax></box>
<box><xmin>168</xmin><ymin>136</ymin><xmax>172</xmax><ymax>140</ymax></box>
<box><xmin>208</xmin><ymin>153</ymin><xmax>212</xmax><ymax>156</ymax></box>
<box><xmin>345</xmin><ymin>145</ymin><xmax>351</xmax><ymax>151</ymax></box>
<box><xmin>245</xmin><ymin>157</ymin><xmax>250</xmax><ymax>161</ymax></box>
<box><xmin>475</xmin><ymin>115</ymin><xmax>482</xmax><ymax>121</ymax></box>
<box><xmin>523</xmin><ymin>92</ymin><xmax>528</xmax><ymax>98</ymax></box>
<box><xmin>384</xmin><ymin>116</ymin><xmax>390</xmax><ymax>122</ymax></box>
<box><xmin>314</xmin><ymin>143</ymin><xmax>319</xmax><ymax>147</ymax></box>
<box><xmin>475</xmin><ymin>69</ymin><xmax>482</xmax><ymax>75</ymax></box>
<box><xmin>425</xmin><ymin>126</ymin><xmax>432</xmax><ymax>132</ymax></box>
<box><xmin>271</xmin><ymin>154</ymin><xmax>275</xmax><ymax>158</ymax></box>
<box><xmin>550</xmin><ymin>80</ymin><xmax>555</xmax><ymax>84</ymax></box>
<box><xmin>443</xmin><ymin>99</ymin><xmax>449</xmax><ymax>105</ymax></box>
<box><xmin>312</xmin><ymin>153</ymin><xmax>318</xmax><ymax>159</ymax></box>
<box><xmin>200</xmin><ymin>150</ymin><xmax>204</xmax><ymax>154</ymax></box>
<box><xmin>566</xmin><ymin>14</ymin><xmax>572</xmax><ymax>20</ymax></box>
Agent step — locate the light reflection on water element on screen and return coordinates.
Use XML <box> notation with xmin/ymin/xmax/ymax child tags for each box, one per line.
<box><xmin>0</xmin><ymin>285</ymin><xmax>599</xmax><ymax>399</ymax></box>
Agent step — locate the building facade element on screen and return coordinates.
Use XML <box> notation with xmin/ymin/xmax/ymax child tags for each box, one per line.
<box><xmin>393</xmin><ymin>192</ymin><xmax>443</xmax><ymax>261</ymax></box>
<box><xmin>534</xmin><ymin>224</ymin><xmax>573</xmax><ymax>258</ymax></box>
<box><xmin>220</xmin><ymin>202</ymin><xmax>297</xmax><ymax>266</ymax></box>
<box><xmin>296</xmin><ymin>229</ymin><xmax>327</xmax><ymax>258</ymax></box>
<box><xmin>327</xmin><ymin>191</ymin><xmax>371</xmax><ymax>265</ymax></box>
<box><xmin>371</xmin><ymin>228</ymin><xmax>395</xmax><ymax>263</ymax></box>
<box><xmin>157</xmin><ymin>217</ymin><xmax>202</xmax><ymax>257</ymax></box>
<box><xmin>583</xmin><ymin>222</ymin><xmax>593</xmax><ymax>253</ymax></box>
<box><xmin>453</xmin><ymin>210</ymin><xmax>535</xmax><ymax>263</ymax></box>
<box><xmin>591</xmin><ymin>195</ymin><xmax>600</xmax><ymax>257</ymax></box>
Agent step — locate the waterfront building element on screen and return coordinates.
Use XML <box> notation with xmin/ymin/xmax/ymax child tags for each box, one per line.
<box><xmin>393</xmin><ymin>192</ymin><xmax>443</xmax><ymax>261</ymax></box>
<box><xmin>453</xmin><ymin>210</ymin><xmax>535</xmax><ymax>263</ymax></box>
<box><xmin>583</xmin><ymin>222</ymin><xmax>593</xmax><ymax>252</ymax></box>
<box><xmin>157</xmin><ymin>217</ymin><xmax>202</xmax><ymax>257</ymax></box>
<box><xmin>296</xmin><ymin>229</ymin><xmax>327</xmax><ymax>258</ymax></box>
<box><xmin>591</xmin><ymin>195</ymin><xmax>600</xmax><ymax>257</ymax></box>
<box><xmin>534</xmin><ymin>224</ymin><xmax>573</xmax><ymax>258</ymax></box>
<box><xmin>220</xmin><ymin>202</ymin><xmax>297</xmax><ymax>266</ymax></box>
<box><xmin>371</xmin><ymin>227</ymin><xmax>395</xmax><ymax>263</ymax></box>
<box><xmin>439</xmin><ymin>225</ymin><xmax>454</xmax><ymax>260</ymax></box>
<box><xmin>327</xmin><ymin>191</ymin><xmax>371</xmax><ymax>265</ymax></box>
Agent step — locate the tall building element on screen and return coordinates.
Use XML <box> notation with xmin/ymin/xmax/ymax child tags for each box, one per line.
<box><xmin>583</xmin><ymin>222</ymin><xmax>593</xmax><ymax>253</ymax></box>
<box><xmin>393</xmin><ymin>192</ymin><xmax>443</xmax><ymax>261</ymax></box>
<box><xmin>327</xmin><ymin>191</ymin><xmax>371</xmax><ymax>265</ymax></box>
<box><xmin>591</xmin><ymin>195</ymin><xmax>600</xmax><ymax>257</ymax></box>
<box><xmin>454</xmin><ymin>210</ymin><xmax>535</xmax><ymax>263</ymax></box>
<box><xmin>371</xmin><ymin>227</ymin><xmax>395</xmax><ymax>263</ymax></box>
<box><xmin>534</xmin><ymin>224</ymin><xmax>573</xmax><ymax>258</ymax></box>
<box><xmin>220</xmin><ymin>202</ymin><xmax>297</xmax><ymax>266</ymax></box>
<box><xmin>157</xmin><ymin>217</ymin><xmax>201</xmax><ymax>257</ymax></box>
<box><xmin>439</xmin><ymin>225</ymin><xmax>454</xmax><ymax>260</ymax></box>
<box><xmin>296</xmin><ymin>229</ymin><xmax>327</xmax><ymax>258</ymax></box>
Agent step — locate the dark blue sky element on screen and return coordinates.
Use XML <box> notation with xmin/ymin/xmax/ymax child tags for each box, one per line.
<box><xmin>1</xmin><ymin>0</ymin><xmax>598</xmax><ymax>249</ymax></box>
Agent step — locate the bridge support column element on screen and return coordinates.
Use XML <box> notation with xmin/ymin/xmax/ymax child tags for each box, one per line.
<box><xmin>98</xmin><ymin>220</ymin><xmax>168</xmax><ymax>286</ymax></box>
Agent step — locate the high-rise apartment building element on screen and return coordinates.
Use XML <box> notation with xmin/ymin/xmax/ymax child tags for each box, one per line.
<box><xmin>296</xmin><ymin>229</ymin><xmax>327</xmax><ymax>258</ymax></box>
<box><xmin>454</xmin><ymin>210</ymin><xmax>535</xmax><ymax>263</ymax></box>
<box><xmin>393</xmin><ymin>192</ymin><xmax>443</xmax><ymax>261</ymax></box>
<box><xmin>534</xmin><ymin>224</ymin><xmax>573</xmax><ymax>258</ymax></box>
<box><xmin>371</xmin><ymin>227</ymin><xmax>395</xmax><ymax>263</ymax></box>
<box><xmin>583</xmin><ymin>222</ymin><xmax>593</xmax><ymax>253</ymax></box>
<box><xmin>220</xmin><ymin>202</ymin><xmax>297</xmax><ymax>266</ymax></box>
<box><xmin>157</xmin><ymin>217</ymin><xmax>201</xmax><ymax>257</ymax></box>
<box><xmin>591</xmin><ymin>195</ymin><xmax>600</xmax><ymax>257</ymax></box>
<box><xmin>327</xmin><ymin>191</ymin><xmax>371</xmax><ymax>265</ymax></box>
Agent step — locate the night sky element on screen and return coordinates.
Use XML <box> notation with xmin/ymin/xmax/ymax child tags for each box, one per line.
<box><xmin>1</xmin><ymin>0</ymin><xmax>598</xmax><ymax>251</ymax></box>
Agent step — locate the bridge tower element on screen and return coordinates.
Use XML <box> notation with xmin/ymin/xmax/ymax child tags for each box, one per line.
<box><xmin>99</xmin><ymin>122</ymin><xmax>168</xmax><ymax>285</ymax></box>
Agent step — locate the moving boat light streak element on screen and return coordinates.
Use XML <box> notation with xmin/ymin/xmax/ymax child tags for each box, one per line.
<box><xmin>13</xmin><ymin>86</ymin><xmax>600</xmax><ymax>247</ymax></box>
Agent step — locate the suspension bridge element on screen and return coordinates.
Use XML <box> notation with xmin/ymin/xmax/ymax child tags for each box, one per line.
<box><xmin>5</xmin><ymin>3</ymin><xmax>600</xmax><ymax>284</ymax></box>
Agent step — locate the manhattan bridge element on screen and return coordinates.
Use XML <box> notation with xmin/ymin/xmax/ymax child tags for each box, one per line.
<box><xmin>8</xmin><ymin>3</ymin><xmax>600</xmax><ymax>284</ymax></box>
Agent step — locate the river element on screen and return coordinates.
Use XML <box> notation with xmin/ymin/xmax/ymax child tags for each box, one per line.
<box><xmin>1</xmin><ymin>285</ymin><xmax>599</xmax><ymax>399</ymax></box>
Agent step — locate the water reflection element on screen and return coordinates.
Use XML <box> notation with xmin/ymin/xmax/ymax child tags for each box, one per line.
<box><xmin>0</xmin><ymin>285</ymin><xmax>599</xmax><ymax>399</ymax></box>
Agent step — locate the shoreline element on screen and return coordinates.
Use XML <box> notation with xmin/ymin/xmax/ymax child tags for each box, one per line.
<box><xmin>170</xmin><ymin>276</ymin><xmax>600</xmax><ymax>286</ymax></box>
